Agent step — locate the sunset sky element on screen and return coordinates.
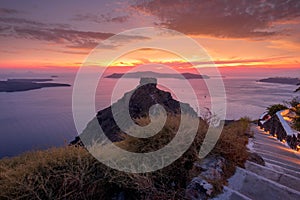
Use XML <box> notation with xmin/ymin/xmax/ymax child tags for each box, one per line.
<box><xmin>0</xmin><ymin>0</ymin><xmax>300</xmax><ymax>70</ymax></box>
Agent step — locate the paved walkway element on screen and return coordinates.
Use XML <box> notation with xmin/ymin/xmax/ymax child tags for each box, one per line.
<box><xmin>213</xmin><ymin>124</ymin><xmax>300</xmax><ymax>200</ymax></box>
<box><xmin>251</xmin><ymin>125</ymin><xmax>300</xmax><ymax>172</ymax></box>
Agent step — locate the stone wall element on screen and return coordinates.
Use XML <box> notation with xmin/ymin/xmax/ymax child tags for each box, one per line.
<box><xmin>259</xmin><ymin>113</ymin><xmax>299</xmax><ymax>150</ymax></box>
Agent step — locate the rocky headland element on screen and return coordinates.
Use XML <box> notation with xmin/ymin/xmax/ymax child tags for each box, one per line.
<box><xmin>0</xmin><ymin>78</ymin><xmax>71</xmax><ymax>92</ymax></box>
<box><xmin>257</xmin><ymin>77</ymin><xmax>300</xmax><ymax>85</ymax></box>
<box><xmin>69</xmin><ymin>77</ymin><xmax>250</xmax><ymax>199</ymax></box>
<box><xmin>71</xmin><ymin>77</ymin><xmax>198</xmax><ymax>146</ymax></box>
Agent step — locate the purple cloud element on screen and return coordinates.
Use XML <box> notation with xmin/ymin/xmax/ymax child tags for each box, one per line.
<box><xmin>0</xmin><ymin>16</ymin><xmax>148</xmax><ymax>50</ymax></box>
<box><xmin>132</xmin><ymin>0</ymin><xmax>300</xmax><ymax>38</ymax></box>
<box><xmin>0</xmin><ymin>8</ymin><xmax>19</xmax><ymax>15</ymax></box>
<box><xmin>73</xmin><ymin>13</ymin><xmax>129</xmax><ymax>23</ymax></box>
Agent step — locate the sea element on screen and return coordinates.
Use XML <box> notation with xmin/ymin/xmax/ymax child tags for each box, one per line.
<box><xmin>0</xmin><ymin>67</ymin><xmax>299</xmax><ymax>157</ymax></box>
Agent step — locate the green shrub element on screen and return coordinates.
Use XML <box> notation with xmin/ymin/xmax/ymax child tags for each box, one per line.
<box><xmin>267</xmin><ymin>104</ymin><xmax>288</xmax><ymax>116</ymax></box>
<box><xmin>292</xmin><ymin>105</ymin><xmax>300</xmax><ymax>131</ymax></box>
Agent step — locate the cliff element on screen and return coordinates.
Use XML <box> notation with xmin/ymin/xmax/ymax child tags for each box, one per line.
<box><xmin>71</xmin><ymin>77</ymin><xmax>197</xmax><ymax>145</ymax></box>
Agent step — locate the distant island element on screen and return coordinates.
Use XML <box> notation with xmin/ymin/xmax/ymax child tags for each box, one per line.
<box><xmin>257</xmin><ymin>77</ymin><xmax>300</xmax><ymax>85</ymax></box>
<box><xmin>105</xmin><ymin>71</ymin><xmax>209</xmax><ymax>79</ymax></box>
<box><xmin>0</xmin><ymin>79</ymin><xmax>71</xmax><ymax>92</ymax></box>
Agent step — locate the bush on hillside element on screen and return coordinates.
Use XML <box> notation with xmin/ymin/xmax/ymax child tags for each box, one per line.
<box><xmin>292</xmin><ymin>105</ymin><xmax>300</xmax><ymax>131</ymax></box>
<box><xmin>267</xmin><ymin>104</ymin><xmax>288</xmax><ymax>116</ymax></box>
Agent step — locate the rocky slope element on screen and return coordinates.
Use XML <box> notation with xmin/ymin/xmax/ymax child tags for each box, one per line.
<box><xmin>71</xmin><ymin>77</ymin><xmax>197</xmax><ymax>146</ymax></box>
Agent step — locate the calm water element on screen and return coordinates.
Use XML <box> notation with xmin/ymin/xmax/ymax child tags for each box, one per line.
<box><xmin>0</xmin><ymin>69</ymin><xmax>299</xmax><ymax>157</ymax></box>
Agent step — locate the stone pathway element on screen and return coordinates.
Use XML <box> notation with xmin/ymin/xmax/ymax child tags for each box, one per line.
<box><xmin>213</xmin><ymin>124</ymin><xmax>300</xmax><ymax>200</ymax></box>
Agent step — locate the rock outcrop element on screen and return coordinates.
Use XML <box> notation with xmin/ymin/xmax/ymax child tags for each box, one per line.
<box><xmin>186</xmin><ymin>156</ymin><xmax>226</xmax><ymax>199</ymax></box>
<box><xmin>71</xmin><ymin>77</ymin><xmax>197</xmax><ymax>146</ymax></box>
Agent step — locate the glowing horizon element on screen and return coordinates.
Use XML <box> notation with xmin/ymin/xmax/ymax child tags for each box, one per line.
<box><xmin>0</xmin><ymin>1</ymin><xmax>300</xmax><ymax>70</ymax></box>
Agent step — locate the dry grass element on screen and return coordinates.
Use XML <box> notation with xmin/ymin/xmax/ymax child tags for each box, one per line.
<box><xmin>210</xmin><ymin>118</ymin><xmax>250</xmax><ymax>187</ymax></box>
<box><xmin>0</xmin><ymin>147</ymin><xmax>110</xmax><ymax>199</ymax></box>
<box><xmin>0</xmin><ymin>116</ymin><xmax>250</xmax><ymax>200</ymax></box>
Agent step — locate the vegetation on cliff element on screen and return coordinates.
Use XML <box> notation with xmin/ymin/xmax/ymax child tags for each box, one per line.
<box><xmin>0</xmin><ymin>117</ymin><xmax>250</xmax><ymax>199</ymax></box>
<box><xmin>267</xmin><ymin>104</ymin><xmax>288</xmax><ymax>116</ymax></box>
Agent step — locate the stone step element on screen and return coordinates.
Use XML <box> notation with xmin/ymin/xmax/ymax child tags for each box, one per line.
<box><xmin>254</xmin><ymin>147</ymin><xmax>300</xmax><ymax>160</ymax></box>
<box><xmin>226</xmin><ymin>167</ymin><xmax>300</xmax><ymax>200</ymax></box>
<box><xmin>253</xmin><ymin>134</ymin><xmax>282</xmax><ymax>143</ymax></box>
<box><xmin>264</xmin><ymin>161</ymin><xmax>300</xmax><ymax>180</ymax></box>
<box><xmin>253</xmin><ymin>142</ymin><xmax>293</xmax><ymax>151</ymax></box>
<box><xmin>262</xmin><ymin>157</ymin><xmax>300</xmax><ymax>174</ymax></box>
<box><xmin>211</xmin><ymin>186</ymin><xmax>252</xmax><ymax>200</ymax></box>
<box><xmin>245</xmin><ymin>161</ymin><xmax>300</xmax><ymax>192</ymax></box>
<box><xmin>254</xmin><ymin>150</ymin><xmax>300</xmax><ymax>170</ymax></box>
